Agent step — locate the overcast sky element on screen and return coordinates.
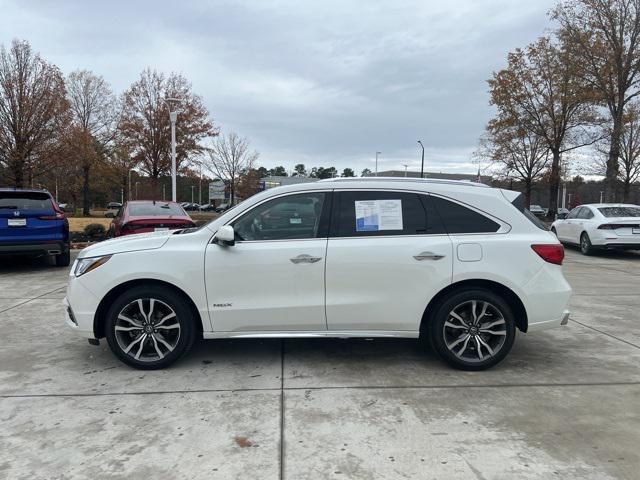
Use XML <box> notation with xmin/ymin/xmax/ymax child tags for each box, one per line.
<box><xmin>0</xmin><ymin>0</ymin><xmax>556</xmax><ymax>175</ymax></box>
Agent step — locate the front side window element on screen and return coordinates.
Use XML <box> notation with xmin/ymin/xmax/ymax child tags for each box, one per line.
<box><xmin>333</xmin><ymin>191</ymin><xmax>444</xmax><ymax>237</ymax></box>
<box><xmin>430</xmin><ymin>195</ymin><xmax>500</xmax><ymax>234</ymax></box>
<box><xmin>232</xmin><ymin>192</ymin><xmax>327</xmax><ymax>241</ymax></box>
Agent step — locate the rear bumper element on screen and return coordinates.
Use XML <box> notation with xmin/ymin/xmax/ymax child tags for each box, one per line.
<box><xmin>0</xmin><ymin>241</ymin><xmax>68</xmax><ymax>255</ymax></box>
<box><xmin>527</xmin><ymin>310</ymin><xmax>570</xmax><ymax>332</ymax></box>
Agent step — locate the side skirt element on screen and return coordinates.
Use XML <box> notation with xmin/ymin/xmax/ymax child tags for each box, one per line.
<box><xmin>202</xmin><ymin>330</ymin><xmax>420</xmax><ymax>340</ymax></box>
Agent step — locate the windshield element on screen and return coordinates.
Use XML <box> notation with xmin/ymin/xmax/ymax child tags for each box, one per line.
<box><xmin>128</xmin><ymin>203</ymin><xmax>186</xmax><ymax>216</ymax></box>
<box><xmin>598</xmin><ymin>206</ymin><xmax>640</xmax><ymax>218</ymax></box>
<box><xmin>0</xmin><ymin>191</ymin><xmax>53</xmax><ymax>211</ymax></box>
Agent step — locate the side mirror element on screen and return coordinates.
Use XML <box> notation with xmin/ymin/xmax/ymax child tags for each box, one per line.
<box><xmin>557</xmin><ymin>213</ymin><xmax>567</xmax><ymax>220</ymax></box>
<box><xmin>214</xmin><ymin>225</ymin><xmax>235</xmax><ymax>246</ymax></box>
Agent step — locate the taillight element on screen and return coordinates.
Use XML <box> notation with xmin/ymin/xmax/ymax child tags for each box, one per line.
<box><xmin>599</xmin><ymin>223</ymin><xmax>639</xmax><ymax>229</ymax></box>
<box><xmin>38</xmin><ymin>212</ymin><xmax>65</xmax><ymax>220</ymax></box>
<box><xmin>531</xmin><ymin>244</ymin><xmax>564</xmax><ymax>265</ymax></box>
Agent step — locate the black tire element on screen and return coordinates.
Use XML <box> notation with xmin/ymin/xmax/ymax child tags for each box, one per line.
<box><xmin>105</xmin><ymin>284</ymin><xmax>197</xmax><ymax>369</ymax></box>
<box><xmin>580</xmin><ymin>232</ymin><xmax>594</xmax><ymax>255</ymax></box>
<box><xmin>428</xmin><ymin>289</ymin><xmax>516</xmax><ymax>371</ymax></box>
<box><xmin>55</xmin><ymin>248</ymin><xmax>71</xmax><ymax>267</ymax></box>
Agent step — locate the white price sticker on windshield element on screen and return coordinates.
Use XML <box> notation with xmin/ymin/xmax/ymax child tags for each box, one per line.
<box><xmin>355</xmin><ymin>200</ymin><xmax>403</xmax><ymax>232</ymax></box>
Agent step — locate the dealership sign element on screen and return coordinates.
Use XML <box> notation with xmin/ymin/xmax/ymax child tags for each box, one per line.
<box><xmin>209</xmin><ymin>180</ymin><xmax>226</xmax><ymax>200</ymax></box>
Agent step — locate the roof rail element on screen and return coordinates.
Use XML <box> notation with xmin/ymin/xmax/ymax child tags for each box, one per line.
<box><xmin>317</xmin><ymin>177</ymin><xmax>489</xmax><ymax>188</ymax></box>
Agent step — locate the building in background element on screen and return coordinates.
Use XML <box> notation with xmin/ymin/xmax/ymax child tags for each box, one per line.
<box><xmin>260</xmin><ymin>176</ymin><xmax>319</xmax><ymax>190</ymax></box>
<box><xmin>367</xmin><ymin>170</ymin><xmax>493</xmax><ymax>184</ymax></box>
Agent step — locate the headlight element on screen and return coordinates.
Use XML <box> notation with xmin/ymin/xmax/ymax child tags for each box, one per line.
<box><xmin>74</xmin><ymin>255</ymin><xmax>112</xmax><ymax>277</ymax></box>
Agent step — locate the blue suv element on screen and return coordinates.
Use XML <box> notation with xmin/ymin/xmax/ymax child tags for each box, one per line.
<box><xmin>0</xmin><ymin>188</ymin><xmax>70</xmax><ymax>266</ymax></box>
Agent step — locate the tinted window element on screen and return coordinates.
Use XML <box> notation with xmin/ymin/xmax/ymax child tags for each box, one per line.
<box><xmin>578</xmin><ymin>207</ymin><xmax>594</xmax><ymax>219</ymax></box>
<box><xmin>566</xmin><ymin>207</ymin><xmax>581</xmax><ymax>219</ymax></box>
<box><xmin>233</xmin><ymin>192</ymin><xmax>327</xmax><ymax>241</ymax></box>
<box><xmin>430</xmin><ymin>195</ymin><xmax>500</xmax><ymax>234</ymax></box>
<box><xmin>510</xmin><ymin>193</ymin><xmax>546</xmax><ymax>230</ymax></box>
<box><xmin>0</xmin><ymin>191</ymin><xmax>53</xmax><ymax>211</ymax></box>
<box><xmin>129</xmin><ymin>203</ymin><xmax>185</xmax><ymax>216</ymax></box>
<box><xmin>599</xmin><ymin>206</ymin><xmax>640</xmax><ymax>218</ymax></box>
<box><xmin>333</xmin><ymin>191</ymin><xmax>444</xmax><ymax>237</ymax></box>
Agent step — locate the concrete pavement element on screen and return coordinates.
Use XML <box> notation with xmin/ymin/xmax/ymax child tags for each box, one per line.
<box><xmin>0</xmin><ymin>249</ymin><xmax>639</xmax><ymax>479</ymax></box>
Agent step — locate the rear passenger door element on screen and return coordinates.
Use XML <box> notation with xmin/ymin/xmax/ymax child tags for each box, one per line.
<box><xmin>325</xmin><ymin>190</ymin><xmax>453</xmax><ymax>332</ymax></box>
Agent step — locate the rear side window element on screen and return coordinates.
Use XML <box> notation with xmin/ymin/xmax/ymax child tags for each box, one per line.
<box><xmin>333</xmin><ymin>191</ymin><xmax>444</xmax><ymax>237</ymax></box>
<box><xmin>510</xmin><ymin>193</ymin><xmax>546</xmax><ymax>231</ymax></box>
<box><xmin>431</xmin><ymin>195</ymin><xmax>500</xmax><ymax>234</ymax></box>
<box><xmin>129</xmin><ymin>203</ymin><xmax>185</xmax><ymax>216</ymax></box>
<box><xmin>0</xmin><ymin>191</ymin><xmax>53</xmax><ymax>211</ymax></box>
<box><xmin>578</xmin><ymin>207</ymin><xmax>594</xmax><ymax>219</ymax></box>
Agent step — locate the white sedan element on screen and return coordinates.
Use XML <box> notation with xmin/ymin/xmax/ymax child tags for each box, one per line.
<box><xmin>551</xmin><ymin>203</ymin><xmax>640</xmax><ymax>255</ymax></box>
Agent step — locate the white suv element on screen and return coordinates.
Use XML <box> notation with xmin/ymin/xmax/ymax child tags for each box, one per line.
<box><xmin>64</xmin><ymin>178</ymin><xmax>571</xmax><ymax>371</ymax></box>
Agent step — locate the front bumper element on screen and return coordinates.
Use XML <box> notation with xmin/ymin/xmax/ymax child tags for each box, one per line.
<box><xmin>63</xmin><ymin>276</ymin><xmax>100</xmax><ymax>339</ymax></box>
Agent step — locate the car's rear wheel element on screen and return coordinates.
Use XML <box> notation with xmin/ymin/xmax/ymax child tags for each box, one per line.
<box><xmin>105</xmin><ymin>285</ymin><xmax>196</xmax><ymax>369</ymax></box>
<box><xmin>580</xmin><ymin>232</ymin><xmax>594</xmax><ymax>255</ymax></box>
<box><xmin>428</xmin><ymin>289</ymin><xmax>516</xmax><ymax>371</ymax></box>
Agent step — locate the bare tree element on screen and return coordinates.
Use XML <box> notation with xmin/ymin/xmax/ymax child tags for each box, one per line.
<box><xmin>488</xmin><ymin>36</ymin><xmax>597</xmax><ymax>217</ymax></box>
<box><xmin>554</xmin><ymin>0</ymin><xmax>640</xmax><ymax>201</ymax></box>
<box><xmin>0</xmin><ymin>39</ymin><xmax>68</xmax><ymax>187</ymax></box>
<box><xmin>479</xmin><ymin>128</ymin><xmax>550</xmax><ymax>208</ymax></box>
<box><xmin>591</xmin><ymin>102</ymin><xmax>640</xmax><ymax>200</ymax></box>
<box><xmin>119</xmin><ymin>68</ymin><xmax>216</xmax><ymax>196</ymax></box>
<box><xmin>204</xmin><ymin>132</ymin><xmax>259</xmax><ymax>205</ymax></box>
<box><xmin>66</xmin><ymin>70</ymin><xmax>118</xmax><ymax>214</ymax></box>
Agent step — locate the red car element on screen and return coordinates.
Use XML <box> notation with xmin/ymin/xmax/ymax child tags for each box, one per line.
<box><xmin>109</xmin><ymin>201</ymin><xmax>196</xmax><ymax>237</ymax></box>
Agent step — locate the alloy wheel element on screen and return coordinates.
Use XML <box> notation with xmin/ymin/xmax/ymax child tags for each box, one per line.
<box><xmin>114</xmin><ymin>298</ymin><xmax>181</xmax><ymax>362</ymax></box>
<box><xmin>442</xmin><ymin>300</ymin><xmax>507</xmax><ymax>363</ymax></box>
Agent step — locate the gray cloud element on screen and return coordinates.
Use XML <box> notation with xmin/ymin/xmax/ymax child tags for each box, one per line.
<box><xmin>0</xmin><ymin>0</ymin><xmax>555</xmax><ymax>174</ymax></box>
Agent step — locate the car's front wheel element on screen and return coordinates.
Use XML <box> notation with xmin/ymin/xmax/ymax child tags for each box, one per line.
<box><xmin>428</xmin><ymin>289</ymin><xmax>516</xmax><ymax>371</ymax></box>
<box><xmin>105</xmin><ymin>285</ymin><xmax>196</xmax><ymax>369</ymax></box>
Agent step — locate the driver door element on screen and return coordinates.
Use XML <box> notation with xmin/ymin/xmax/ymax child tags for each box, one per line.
<box><xmin>205</xmin><ymin>191</ymin><xmax>331</xmax><ymax>332</ymax></box>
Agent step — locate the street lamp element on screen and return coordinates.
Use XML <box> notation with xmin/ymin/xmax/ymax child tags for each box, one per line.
<box><xmin>417</xmin><ymin>140</ymin><xmax>425</xmax><ymax>178</ymax></box>
<box><xmin>135</xmin><ymin>181</ymin><xmax>140</xmax><ymax>200</ymax></box>
<box><xmin>128</xmin><ymin>168</ymin><xmax>135</xmax><ymax>202</ymax></box>
<box><xmin>375</xmin><ymin>151</ymin><xmax>381</xmax><ymax>177</ymax></box>
<box><xmin>402</xmin><ymin>164</ymin><xmax>409</xmax><ymax>177</ymax></box>
<box><xmin>191</xmin><ymin>185</ymin><xmax>195</xmax><ymax>203</ymax></box>
<box><xmin>162</xmin><ymin>97</ymin><xmax>182</xmax><ymax>202</ymax></box>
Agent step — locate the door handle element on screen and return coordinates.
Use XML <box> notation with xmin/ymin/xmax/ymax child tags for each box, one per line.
<box><xmin>290</xmin><ymin>254</ymin><xmax>323</xmax><ymax>264</ymax></box>
<box><xmin>413</xmin><ymin>251</ymin><xmax>446</xmax><ymax>261</ymax></box>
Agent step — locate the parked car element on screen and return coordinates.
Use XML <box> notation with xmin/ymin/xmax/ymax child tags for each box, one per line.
<box><xmin>107</xmin><ymin>201</ymin><xmax>195</xmax><ymax>237</ymax></box>
<box><xmin>198</xmin><ymin>203</ymin><xmax>216</xmax><ymax>212</ymax></box>
<box><xmin>66</xmin><ymin>178</ymin><xmax>571</xmax><ymax>371</ymax></box>
<box><xmin>556</xmin><ymin>207</ymin><xmax>570</xmax><ymax>219</ymax></box>
<box><xmin>528</xmin><ymin>204</ymin><xmax>546</xmax><ymax>218</ymax></box>
<box><xmin>0</xmin><ymin>188</ymin><xmax>70</xmax><ymax>266</ymax></box>
<box><xmin>215</xmin><ymin>202</ymin><xmax>230</xmax><ymax>213</ymax></box>
<box><xmin>180</xmin><ymin>202</ymin><xmax>200</xmax><ymax>211</ymax></box>
<box><xmin>107</xmin><ymin>202</ymin><xmax>123</xmax><ymax>210</ymax></box>
<box><xmin>551</xmin><ymin>203</ymin><xmax>640</xmax><ymax>255</ymax></box>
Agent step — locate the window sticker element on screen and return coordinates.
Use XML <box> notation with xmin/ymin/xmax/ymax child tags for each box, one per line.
<box><xmin>355</xmin><ymin>200</ymin><xmax>403</xmax><ymax>231</ymax></box>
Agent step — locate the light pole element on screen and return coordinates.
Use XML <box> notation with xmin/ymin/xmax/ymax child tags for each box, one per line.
<box><xmin>402</xmin><ymin>164</ymin><xmax>408</xmax><ymax>177</ymax></box>
<box><xmin>600</xmin><ymin>191</ymin><xmax>604</xmax><ymax>203</ymax></box>
<box><xmin>135</xmin><ymin>181</ymin><xmax>140</xmax><ymax>200</ymax></box>
<box><xmin>128</xmin><ymin>169</ymin><xmax>134</xmax><ymax>202</ymax></box>
<box><xmin>375</xmin><ymin>151</ymin><xmax>381</xmax><ymax>177</ymax></box>
<box><xmin>191</xmin><ymin>185</ymin><xmax>195</xmax><ymax>203</ymax></box>
<box><xmin>162</xmin><ymin>97</ymin><xmax>182</xmax><ymax>202</ymax></box>
<box><xmin>417</xmin><ymin>140</ymin><xmax>425</xmax><ymax>178</ymax></box>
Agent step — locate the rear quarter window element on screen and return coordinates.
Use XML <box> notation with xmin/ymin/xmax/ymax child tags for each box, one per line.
<box><xmin>510</xmin><ymin>194</ymin><xmax>547</xmax><ymax>231</ymax></box>
<box><xmin>430</xmin><ymin>195</ymin><xmax>500</xmax><ymax>234</ymax></box>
